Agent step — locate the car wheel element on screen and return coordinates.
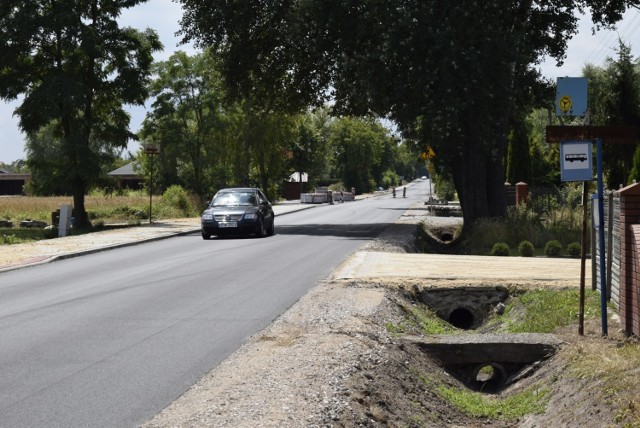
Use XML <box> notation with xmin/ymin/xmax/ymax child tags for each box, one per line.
<box><xmin>202</xmin><ymin>232</ymin><xmax>212</xmax><ymax>240</ymax></box>
<box><xmin>256</xmin><ymin>217</ymin><xmax>266</xmax><ymax>238</ymax></box>
<box><xmin>267</xmin><ymin>218</ymin><xmax>275</xmax><ymax>236</ymax></box>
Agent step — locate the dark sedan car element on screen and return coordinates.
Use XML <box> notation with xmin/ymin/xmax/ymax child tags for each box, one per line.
<box><xmin>201</xmin><ymin>188</ymin><xmax>275</xmax><ymax>239</ymax></box>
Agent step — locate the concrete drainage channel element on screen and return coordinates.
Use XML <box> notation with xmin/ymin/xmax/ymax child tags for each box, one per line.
<box><xmin>404</xmin><ymin>286</ymin><xmax>562</xmax><ymax>393</ymax></box>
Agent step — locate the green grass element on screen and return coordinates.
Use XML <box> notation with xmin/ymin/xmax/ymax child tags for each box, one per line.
<box><xmin>437</xmin><ymin>384</ymin><xmax>550</xmax><ymax>420</ymax></box>
<box><xmin>0</xmin><ymin>190</ymin><xmax>199</xmax><ymax>245</ymax></box>
<box><xmin>490</xmin><ymin>288</ymin><xmax>602</xmax><ymax>333</ymax></box>
<box><xmin>1</xmin><ymin>227</ymin><xmax>56</xmax><ymax>244</ymax></box>
<box><xmin>386</xmin><ymin>302</ymin><xmax>459</xmax><ymax>335</ymax></box>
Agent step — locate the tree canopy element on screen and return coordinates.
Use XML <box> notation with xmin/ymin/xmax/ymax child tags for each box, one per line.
<box><xmin>0</xmin><ymin>0</ymin><xmax>161</xmax><ymax>226</ymax></box>
<box><xmin>178</xmin><ymin>0</ymin><xmax>635</xmax><ymax>229</ymax></box>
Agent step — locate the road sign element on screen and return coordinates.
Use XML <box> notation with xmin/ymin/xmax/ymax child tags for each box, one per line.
<box><xmin>558</xmin><ymin>95</ymin><xmax>572</xmax><ymax>113</ymax></box>
<box><xmin>555</xmin><ymin>77</ymin><xmax>588</xmax><ymax>117</ymax></box>
<box><xmin>560</xmin><ymin>140</ymin><xmax>593</xmax><ymax>182</ymax></box>
<box><xmin>425</xmin><ymin>146</ymin><xmax>436</xmax><ymax>159</ymax></box>
<box><xmin>144</xmin><ymin>144</ymin><xmax>160</xmax><ymax>154</ymax></box>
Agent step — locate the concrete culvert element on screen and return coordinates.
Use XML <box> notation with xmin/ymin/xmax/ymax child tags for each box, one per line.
<box><xmin>471</xmin><ymin>362</ymin><xmax>507</xmax><ymax>392</ymax></box>
<box><xmin>448</xmin><ymin>307</ymin><xmax>475</xmax><ymax>330</ymax></box>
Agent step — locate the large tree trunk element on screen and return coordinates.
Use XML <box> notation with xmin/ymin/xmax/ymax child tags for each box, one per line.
<box><xmin>72</xmin><ymin>183</ymin><xmax>90</xmax><ymax>229</ymax></box>
<box><xmin>451</xmin><ymin>135</ymin><xmax>506</xmax><ymax>235</ymax></box>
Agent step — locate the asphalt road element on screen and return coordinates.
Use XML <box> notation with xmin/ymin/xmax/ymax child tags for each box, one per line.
<box><xmin>0</xmin><ymin>181</ymin><xmax>428</xmax><ymax>427</ymax></box>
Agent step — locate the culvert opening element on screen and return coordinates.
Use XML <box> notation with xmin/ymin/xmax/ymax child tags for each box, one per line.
<box><xmin>417</xmin><ymin>287</ymin><xmax>510</xmax><ymax>330</ymax></box>
<box><xmin>440</xmin><ymin>232</ymin><xmax>454</xmax><ymax>242</ymax></box>
<box><xmin>448</xmin><ymin>307</ymin><xmax>475</xmax><ymax>330</ymax></box>
<box><xmin>472</xmin><ymin>362</ymin><xmax>507</xmax><ymax>393</ymax></box>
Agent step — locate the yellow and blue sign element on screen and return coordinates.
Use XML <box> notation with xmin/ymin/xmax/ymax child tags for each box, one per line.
<box><xmin>556</xmin><ymin>77</ymin><xmax>588</xmax><ymax>117</ymax></box>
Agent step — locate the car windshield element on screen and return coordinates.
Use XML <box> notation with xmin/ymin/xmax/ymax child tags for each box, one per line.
<box><xmin>212</xmin><ymin>191</ymin><xmax>257</xmax><ymax>207</ymax></box>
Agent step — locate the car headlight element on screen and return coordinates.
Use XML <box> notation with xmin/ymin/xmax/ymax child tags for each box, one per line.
<box><xmin>202</xmin><ymin>214</ymin><xmax>213</xmax><ymax>220</ymax></box>
<box><xmin>243</xmin><ymin>213</ymin><xmax>257</xmax><ymax>220</ymax></box>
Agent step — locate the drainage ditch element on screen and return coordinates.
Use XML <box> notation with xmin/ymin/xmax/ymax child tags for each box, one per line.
<box><xmin>408</xmin><ymin>287</ymin><xmax>562</xmax><ymax>394</ymax></box>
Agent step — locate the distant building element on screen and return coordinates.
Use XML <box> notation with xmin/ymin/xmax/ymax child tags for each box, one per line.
<box><xmin>0</xmin><ymin>169</ymin><xmax>30</xmax><ymax>195</ymax></box>
<box><xmin>107</xmin><ymin>163</ymin><xmax>143</xmax><ymax>190</ymax></box>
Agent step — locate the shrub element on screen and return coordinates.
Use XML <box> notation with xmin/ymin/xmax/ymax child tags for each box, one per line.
<box><xmin>544</xmin><ymin>240</ymin><xmax>562</xmax><ymax>257</ymax></box>
<box><xmin>161</xmin><ymin>185</ymin><xmax>195</xmax><ymax>217</ymax></box>
<box><xmin>518</xmin><ymin>240</ymin><xmax>534</xmax><ymax>257</ymax></box>
<box><xmin>566</xmin><ymin>242</ymin><xmax>581</xmax><ymax>257</ymax></box>
<box><xmin>433</xmin><ymin>172</ymin><xmax>456</xmax><ymax>201</ymax></box>
<box><xmin>491</xmin><ymin>242</ymin><xmax>510</xmax><ymax>256</ymax></box>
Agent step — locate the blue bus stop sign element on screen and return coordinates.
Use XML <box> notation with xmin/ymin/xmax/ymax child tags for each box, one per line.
<box><xmin>560</xmin><ymin>140</ymin><xmax>593</xmax><ymax>182</ymax></box>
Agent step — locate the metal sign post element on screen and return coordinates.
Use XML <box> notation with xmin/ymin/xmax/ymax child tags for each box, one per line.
<box><xmin>595</xmin><ymin>138</ymin><xmax>608</xmax><ymax>336</ymax></box>
<box><xmin>144</xmin><ymin>144</ymin><xmax>160</xmax><ymax>224</ymax></box>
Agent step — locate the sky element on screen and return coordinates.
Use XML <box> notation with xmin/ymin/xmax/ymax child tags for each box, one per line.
<box><xmin>1</xmin><ymin>3</ymin><xmax>640</xmax><ymax>164</ymax></box>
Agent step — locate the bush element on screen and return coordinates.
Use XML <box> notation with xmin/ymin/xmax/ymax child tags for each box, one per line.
<box><xmin>544</xmin><ymin>240</ymin><xmax>562</xmax><ymax>257</ymax></box>
<box><xmin>566</xmin><ymin>242</ymin><xmax>581</xmax><ymax>257</ymax></box>
<box><xmin>518</xmin><ymin>240</ymin><xmax>534</xmax><ymax>257</ymax></box>
<box><xmin>491</xmin><ymin>242</ymin><xmax>511</xmax><ymax>256</ymax></box>
<box><xmin>161</xmin><ymin>185</ymin><xmax>195</xmax><ymax>217</ymax></box>
<box><xmin>433</xmin><ymin>172</ymin><xmax>456</xmax><ymax>201</ymax></box>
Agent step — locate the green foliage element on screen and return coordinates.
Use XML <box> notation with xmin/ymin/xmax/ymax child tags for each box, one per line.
<box><xmin>584</xmin><ymin>41</ymin><xmax>640</xmax><ymax>189</ymax></box>
<box><xmin>566</xmin><ymin>242</ymin><xmax>581</xmax><ymax>257</ymax></box>
<box><xmin>518</xmin><ymin>240</ymin><xmax>535</xmax><ymax>257</ymax></box>
<box><xmin>330</xmin><ymin>116</ymin><xmax>395</xmax><ymax>193</ymax></box>
<box><xmin>436</xmin><ymin>384</ymin><xmax>549</xmax><ymax>421</ymax></box>
<box><xmin>390</xmin><ymin>302</ymin><xmax>458</xmax><ymax>335</ymax></box>
<box><xmin>161</xmin><ymin>185</ymin><xmax>196</xmax><ymax>217</ymax></box>
<box><xmin>179</xmin><ymin>0</ymin><xmax>630</xmax><ymax>229</ymax></box>
<box><xmin>628</xmin><ymin>143</ymin><xmax>640</xmax><ymax>184</ymax></box>
<box><xmin>463</xmin><ymin>186</ymin><xmax>585</xmax><ymax>254</ymax></box>
<box><xmin>495</xmin><ymin>289</ymin><xmax>602</xmax><ymax>333</ymax></box>
<box><xmin>0</xmin><ymin>0</ymin><xmax>162</xmax><ymax>227</ymax></box>
<box><xmin>380</xmin><ymin>170</ymin><xmax>399</xmax><ymax>189</ymax></box>
<box><xmin>433</xmin><ymin>172</ymin><xmax>456</xmax><ymax>201</ymax></box>
<box><xmin>491</xmin><ymin>243</ymin><xmax>510</xmax><ymax>257</ymax></box>
<box><xmin>544</xmin><ymin>240</ymin><xmax>563</xmax><ymax>257</ymax></box>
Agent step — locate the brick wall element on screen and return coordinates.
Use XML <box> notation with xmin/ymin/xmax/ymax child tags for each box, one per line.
<box><xmin>618</xmin><ymin>183</ymin><xmax>640</xmax><ymax>336</ymax></box>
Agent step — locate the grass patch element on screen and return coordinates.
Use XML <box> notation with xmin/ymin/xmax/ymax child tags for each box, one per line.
<box><xmin>566</xmin><ymin>340</ymin><xmax>640</xmax><ymax>426</ymax></box>
<box><xmin>0</xmin><ymin>189</ymin><xmax>199</xmax><ymax>245</ymax></box>
<box><xmin>437</xmin><ymin>384</ymin><xmax>550</xmax><ymax>420</ymax></box>
<box><xmin>489</xmin><ymin>288</ymin><xmax>602</xmax><ymax>333</ymax></box>
<box><xmin>387</xmin><ymin>302</ymin><xmax>459</xmax><ymax>335</ymax></box>
<box><xmin>1</xmin><ymin>228</ymin><xmax>57</xmax><ymax>244</ymax></box>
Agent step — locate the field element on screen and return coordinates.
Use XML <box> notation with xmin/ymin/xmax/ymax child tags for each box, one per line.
<box><xmin>0</xmin><ymin>191</ymin><xmax>198</xmax><ymax>244</ymax></box>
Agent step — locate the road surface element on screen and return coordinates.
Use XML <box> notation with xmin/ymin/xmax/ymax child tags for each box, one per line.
<box><xmin>0</xmin><ymin>181</ymin><xmax>428</xmax><ymax>427</ymax></box>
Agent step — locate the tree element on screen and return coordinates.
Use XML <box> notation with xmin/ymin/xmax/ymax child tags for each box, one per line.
<box><xmin>506</xmin><ymin>115</ymin><xmax>532</xmax><ymax>185</ymax></box>
<box><xmin>288</xmin><ymin>109</ymin><xmax>332</xmax><ymax>191</ymax></box>
<box><xmin>584</xmin><ymin>41</ymin><xmax>640</xmax><ymax>188</ymax></box>
<box><xmin>140</xmin><ymin>50</ymin><xmax>229</xmax><ymax>200</ymax></box>
<box><xmin>178</xmin><ymin>0</ymin><xmax>632</xmax><ymax>231</ymax></box>
<box><xmin>330</xmin><ymin>117</ymin><xmax>394</xmax><ymax>193</ymax></box>
<box><xmin>0</xmin><ymin>0</ymin><xmax>161</xmax><ymax>227</ymax></box>
<box><xmin>241</xmin><ymin>105</ymin><xmax>298</xmax><ymax>198</ymax></box>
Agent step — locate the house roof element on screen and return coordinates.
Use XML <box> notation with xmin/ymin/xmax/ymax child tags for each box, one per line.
<box><xmin>108</xmin><ymin>162</ymin><xmax>140</xmax><ymax>177</ymax></box>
